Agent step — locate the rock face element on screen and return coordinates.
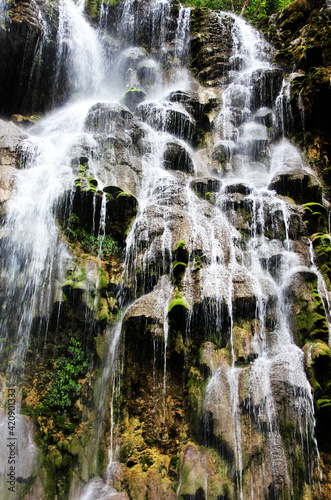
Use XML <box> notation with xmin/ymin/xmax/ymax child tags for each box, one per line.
<box><xmin>0</xmin><ymin>119</ymin><xmax>27</xmax><ymax>203</ymax></box>
<box><xmin>190</xmin><ymin>9</ymin><xmax>234</xmax><ymax>85</ymax></box>
<box><xmin>260</xmin><ymin>0</ymin><xmax>331</xmax><ymax>196</ymax></box>
<box><xmin>268</xmin><ymin>168</ymin><xmax>323</xmax><ymax>204</ymax></box>
<box><xmin>0</xmin><ymin>0</ymin><xmax>59</xmax><ymax>115</ymax></box>
<box><xmin>0</xmin><ymin>1</ymin><xmax>330</xmax><ymax>500</ymax></box>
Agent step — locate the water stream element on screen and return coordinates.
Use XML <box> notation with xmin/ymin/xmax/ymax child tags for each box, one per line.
<box><xmin>0</xmin><ymin>1</ymin><xmax>327</xmax><ymax>498</ymax></box>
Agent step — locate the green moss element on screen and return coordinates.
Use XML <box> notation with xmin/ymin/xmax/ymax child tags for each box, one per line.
<box><xmin>168</xmin><ymin>298</ymin><xmax>189</xmax><ymax>313</ymax></box>
<box><xmin>176</xmin><ymin>241</ymin><xmax>186</xmax><ymax>250</ymax></box>
<box><xmin>84</xmin><ymin>0</ymin><xmax>103</xmax><ymax>23</ymax></box>
<box><xmin>98</xmin><ymin>267</ymin><xmax>108</xmax><ymax>289</ymax></box>
<box><xmin>88</xmin><ymin>177</ymin><xmax>98</xmax><ymax>188</ymax></box>
<box><xmin>70</xmin><ymin>437</ymin><xmax>80</xmax><ymax>456</ymax></box>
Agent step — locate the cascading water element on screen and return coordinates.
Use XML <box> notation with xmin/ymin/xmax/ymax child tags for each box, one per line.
<box><xmin>0</xmin><ymin>0</ymin><xmax>329</xmax><ymax>499</ymax></box>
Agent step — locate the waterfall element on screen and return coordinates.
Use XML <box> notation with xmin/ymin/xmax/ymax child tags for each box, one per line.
<box><xmin>0</xmin><ymin>1</ymin><xmax>328</xmax><ymax>499</ymax></box>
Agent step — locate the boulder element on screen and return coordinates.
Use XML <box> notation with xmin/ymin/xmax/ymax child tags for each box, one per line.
<box><xmin>137</xmin><ymin>59</ymin><xmax>159</xmax><ymax>88</ymax></box>
<box><xmin>254</xmin><ymin>107</ymin><xmax>273</xmax><ymax>128</ymax></box>
<box><xmin>71</xmin><ymin>184</ymin><xmax>137</xmax><ymax>244</ymax></box>
<box><xmin>84</xmin><ymin>102</ymin><xmax>133</xmax><ymax>134</ymax></box>
<box><xmin>136</xmin><ymin>100</ymin><xmax>195</xmax><ymax>143</ymax></box>
<box><xmin>224</xmin><ymin>183</ymin><xmax>252</xmax><ymax>195</ymax></box>
<box><xmin>268</xmin><ymin>169</ymin><xmax>323</xmax><ymax>204</ymax></box>
<box><xmin>190</xmin><ymin>177</ymin><xmax>222</xmax><ymax>197</ymax></box>
<box><xmin>163</xmin><ymin>141</ymin><xmax>194</xmax><ymax>173</ymax></box>
<box><xmin>121</xmin><ymin>87</ymin><xmax>146</xmax><ymax>112</ymax></box>
<box><xmin>212</xmin><ymin>140</ymin><xmax>236</xmax><ymax>166</ymax></box>
<box><xmin>167</xmin><ymin>89</ymin><xmax>217</xmax><ymax>146</ymax></box>
<box><xmin>0</xmin><ymin>119</ymin><xmax>27</xmax><ymax>166</ymax></box>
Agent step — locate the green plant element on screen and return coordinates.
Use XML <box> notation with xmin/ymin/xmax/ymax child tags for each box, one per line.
<box><xmin>65</xmin><ymin>213</ymin><xmax>119</xmax><ymax>258</ymax></box>
<box><xmin>44</xmin><ymin>338</ymin><xmax>87</xmax><ymax>409</ymax></box>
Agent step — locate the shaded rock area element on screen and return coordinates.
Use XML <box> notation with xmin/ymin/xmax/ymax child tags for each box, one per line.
<box><xmin>163</xmin><ymin>141</ymin><xmax>194</xmax><ymax>173</ymax></box>
<box><xmin>260</xmin><ymin>0</ymin><xmax>331</xmax><ymax>197</ymax></box>
<box><xmin>268</xmin><ymin>168</ymin><xmax>323</xmax><ymax>204</ymax></box>
<box><xmin>0</xmin><ymin>0</ymin><xmax>59</xmax><ymax>115</ymax></box>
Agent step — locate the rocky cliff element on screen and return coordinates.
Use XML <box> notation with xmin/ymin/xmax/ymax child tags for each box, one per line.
<box><xmin>0</xmin><ymin>1</ymin><xmax>330</xmax><ymax>499</ymax></box>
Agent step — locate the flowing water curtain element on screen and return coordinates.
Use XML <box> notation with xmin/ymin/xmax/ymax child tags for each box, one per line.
<box><xmin>0</xmin><ymin>0</ymin><xmax>328</xmax><ymax>498</ymax></box>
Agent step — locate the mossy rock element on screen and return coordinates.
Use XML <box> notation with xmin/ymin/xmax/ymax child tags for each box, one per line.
<box><xmin>173</xmin><ymin>241</ymin><xmax>189</xmax><ymax>264</ymax></box>
<box><xmin>70</xmin><ymin>437</ymin><xmax>80</xmax><ymax>456</ymax></box>
<box><xmin>173</xmin><ymin>261</ymin><xmax>187</xmax><ymax>285</ymax></box>
<box><xmin>120</xmin><ymin>87</ymin><xmax>146</xmax><ymax>112</ymax></box>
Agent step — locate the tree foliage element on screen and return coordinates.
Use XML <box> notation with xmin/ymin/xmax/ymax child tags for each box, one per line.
<box><xmin>183</xmin><ymin>0</ymin><xmax>293</xmax><ymax>20</ymax></box>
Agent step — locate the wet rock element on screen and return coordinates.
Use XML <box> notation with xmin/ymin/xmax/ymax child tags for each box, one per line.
<box><xmin>137</xmin><ymin>59</ymin><xmax>158</xmax><ymax>88</ymax></box>
<box><xmin>250</xmin><ymin>68</ymin><xmax>284</xmax><ymax>110</ymax></box>
<box><xmin>237</xmin><ymin>123</ymin><xmax>269</xmax><ymax>160</ymax></box>
<box><xmin>212</xmin><ymin>140</ymin><xmax>236</xmax><ymax>167</ymax></box>
<box><xmin>232</xmin><ymin>323</ymin><xmax>257</xmax><ymax>364</ymax></box>
<box><xmin>121</xmin><ymin>87</ymin><xmax>146</xmax><ymax>112</ymax></box>
<box><xmin>136</xmin><ymin>100</ymin><xmax>195</xmax><ymax>143</ymax></box>
<box><xmin>71</xmin><ymin>184</ymin><xmax>137</xmax><ymax>245</ymax></box>
<box><xmin>0</xmin><ymin>119</ymin><xmax>27</xmax><ymax>203</ymax></box>
<box><xmin>0</xmin><ymin>414</ymin><xmax>36</xmax><ymax>479</ymax></box>
<box><xmin>84</xmin><ymin>102</ymin><xmax>133</xmax><ymax>134</ymax></box>
<box><xmin>224</xmin><ymin>183</ymin><xmax>252</xmax><ymax>195</ymax></box>
<box><xmin>254</xmin><ymin>107</ymin><xmax>273</xmax><ymax>128</ymax></box>
<box><xmin>285</xmin><ymin>270</ymin><xmax>329</xmax><ymax>346</ymax></box>
<box><xmin>268</xmin><ymin>169</ymin><xmax>323</xmax><ymax>204</ymax></box>
<box><xmin>0</xmin><ymin>0</ymin><xmax>59</xmax><ymax>115</ymax></box>
<box><xmin>190</xmin><ymin>10</ymin><xmax>233</xmax><ymax>85</ymax></box>
<box><xmin>190</xmin><ymin>177</ymin><xmax>222</xmax><ymax>197</ymax></box>
<box><xmin>167</xmin><ymin>89</ymin><xmax>217</xmax><ymax>146</ymax></box>
<box><xmin>163</xmin><ymin>141</ymin><xmax>194</xmax><ymax>173</ymax></box>
<box><xmin>228</xmin><ymin>84</ymin><xmax>250</xmax><ymax>108</ymax></box>
<box><xmin>117</xmin><ymin>47</ymin><xmax>146</xmax><ymax>78</ymax></box>
<box><xmin>78</xmin><ymin>476</ymin><xmax>129</xmax><ymax>500</ymax></box>
<box><xmin>123</xmin><ymin>277</ymin><xmax>172</xmax><ymax>338</ymax></box>
<box><xmin>177</xmin><ymin>444</ymin><xmax>229</xmax><ymax>498</ymax></box>
<box><xmin>269</xmin><ymin>139</ymin><xmax>304</xmax><ymax>175</ymax></box>
<box><xmin>0</xmin><ymin>119</ymin><xmax>27</xmax><ymax>166</ymax></box>
<box><xmin>202</xmin><ymin>367</ymin><xmax>238</xmax><ymax>454</ymax></box>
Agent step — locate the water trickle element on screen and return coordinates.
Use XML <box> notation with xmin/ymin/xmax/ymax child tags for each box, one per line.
<box><xmin>174</xmin><ymin>5</ymin><xmax>191</xmax><ymax>66</ymax></box>
<box><xmin>56</xmin><ymin>0</ymin><xmax>105</xmax><ymax>98</ymax></box>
